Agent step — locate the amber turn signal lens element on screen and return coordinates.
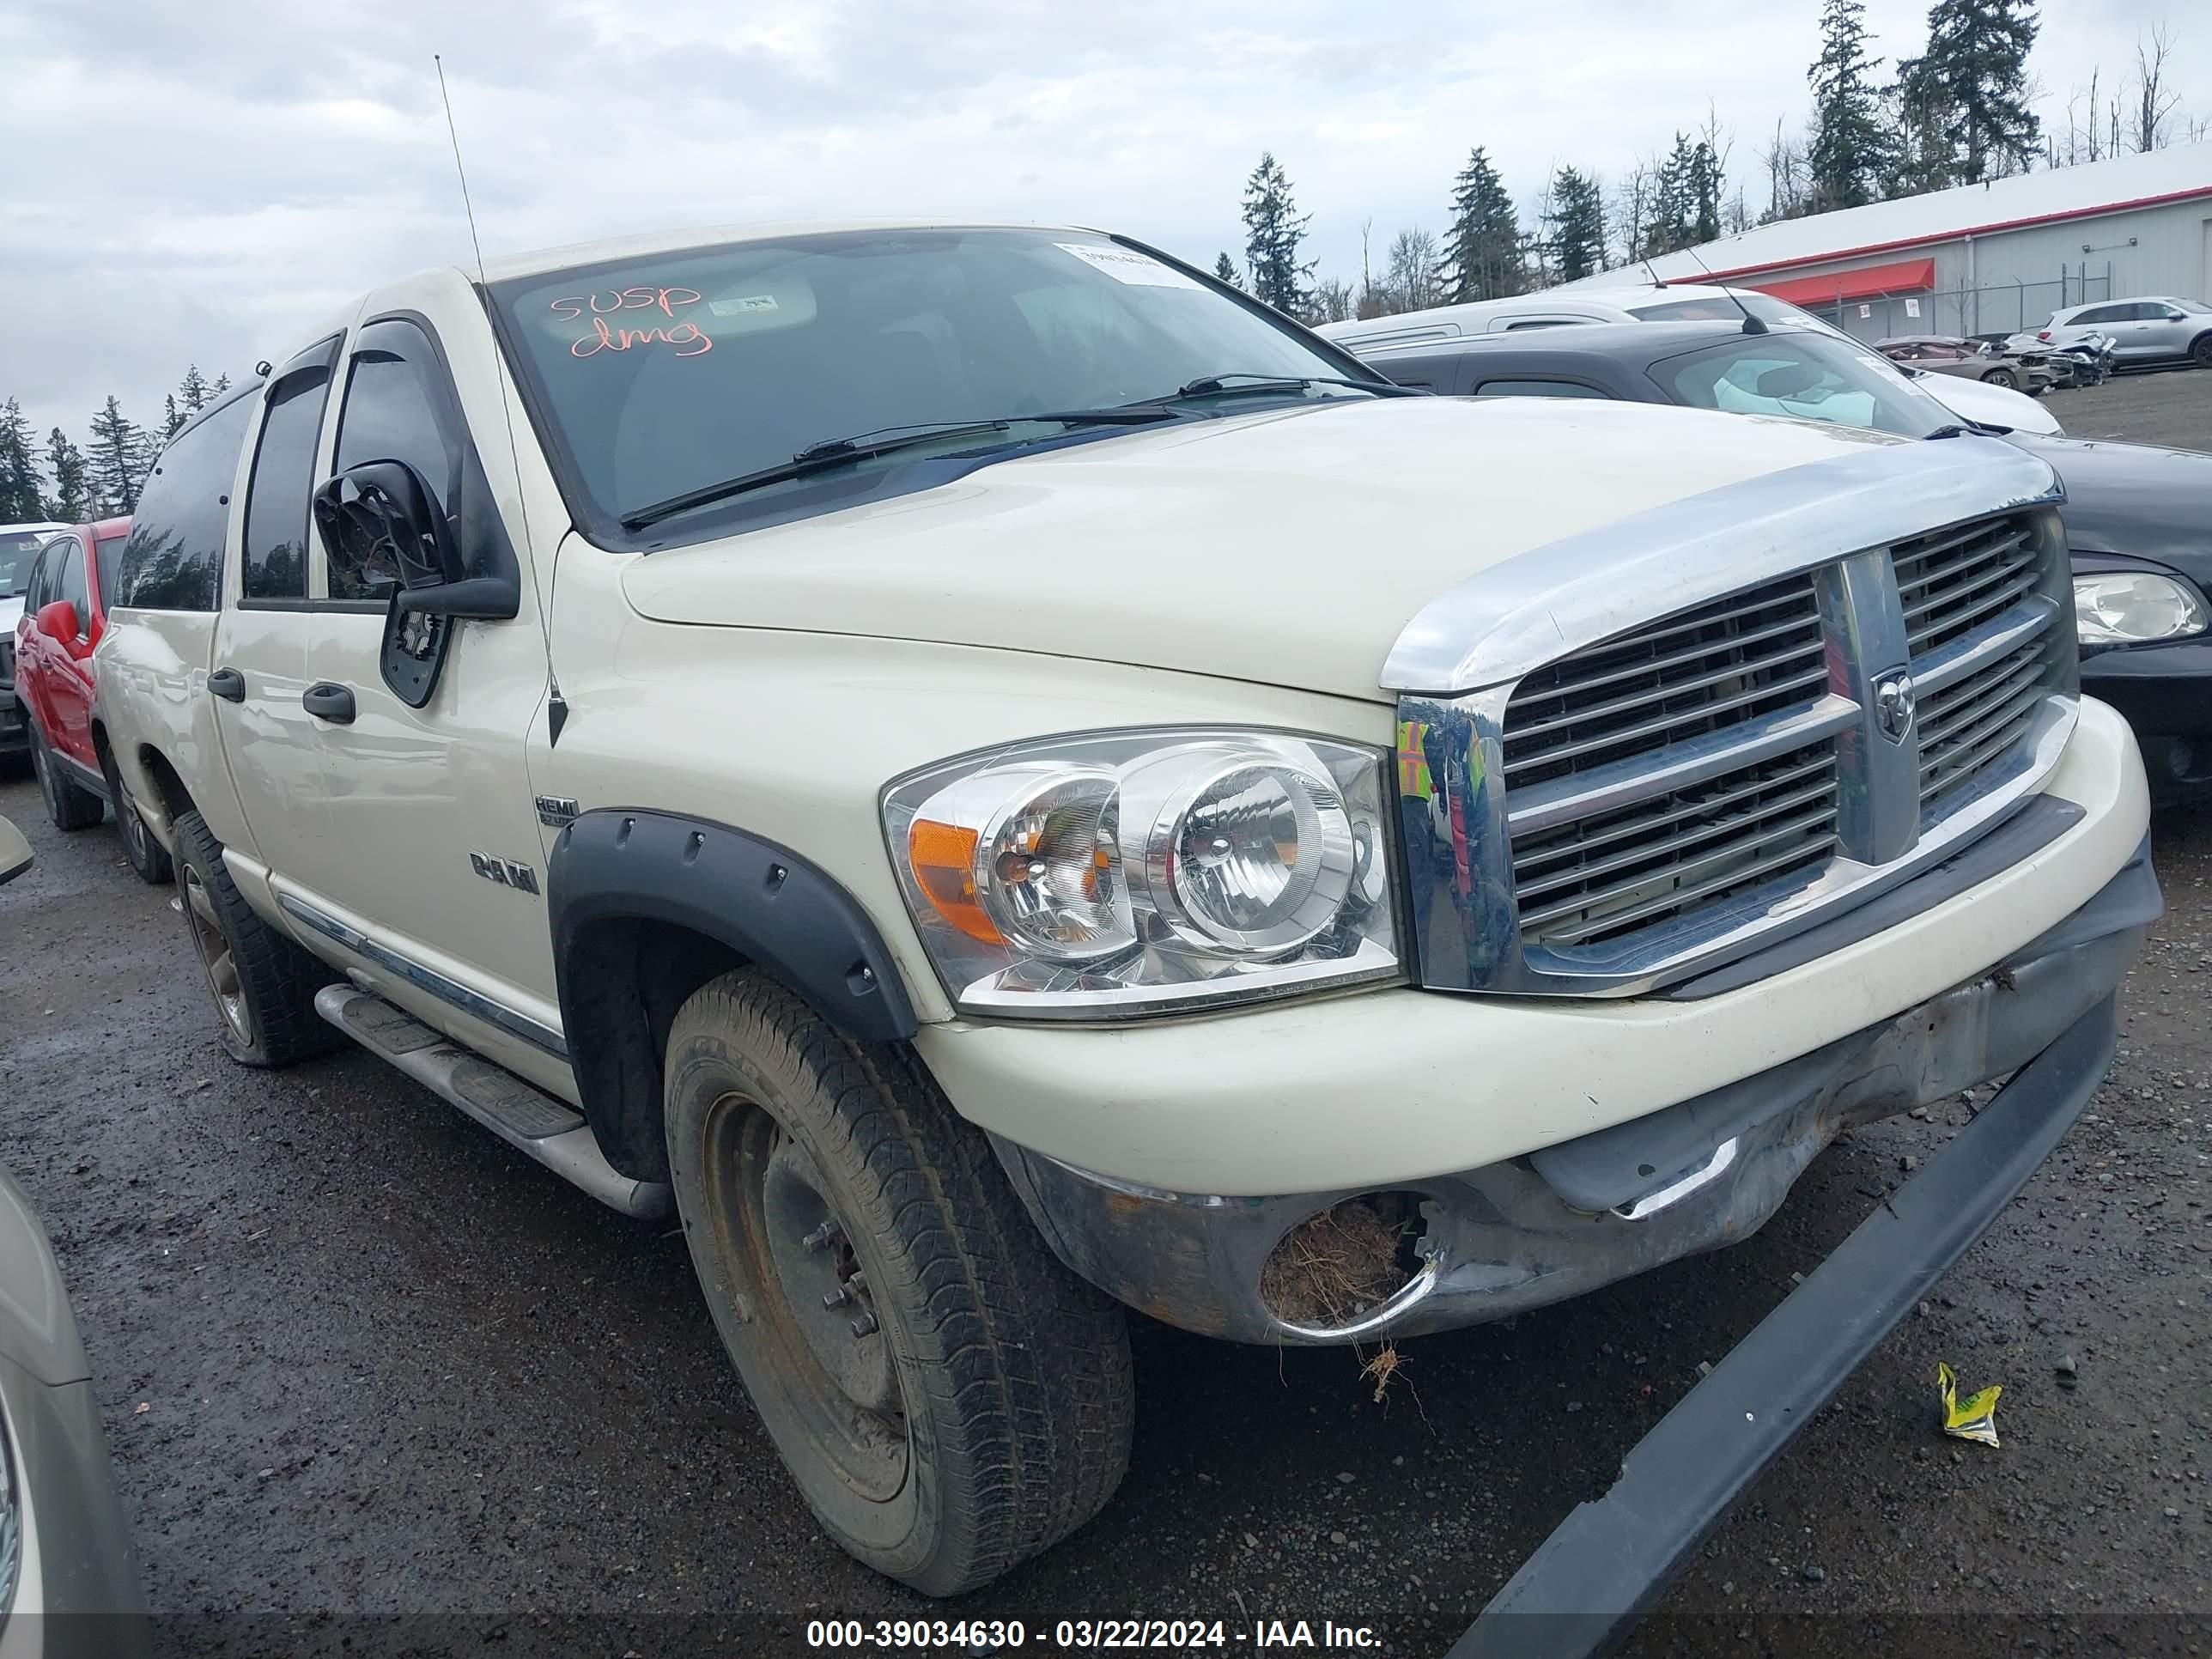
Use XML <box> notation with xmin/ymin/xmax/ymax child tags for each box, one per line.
<box><xmin>906</xmin><ymin>819</ymin><xmax>1003</xmax><ymax>944</ymax></box>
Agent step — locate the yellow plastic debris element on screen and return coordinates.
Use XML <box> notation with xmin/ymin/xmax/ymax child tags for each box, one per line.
<box><xmin>1937</xmin><ymin>1362</ymin><xmax>2002</xmax><ymax>1447</ymax></box>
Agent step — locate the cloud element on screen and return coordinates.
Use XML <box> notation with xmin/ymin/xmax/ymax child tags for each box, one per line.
<box><xmin>0</xmin><ymin>0</ymin><xmax>2192</xmax><ymax>463</ymax></box>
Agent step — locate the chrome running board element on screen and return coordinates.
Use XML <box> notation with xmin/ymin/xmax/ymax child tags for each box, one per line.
<box><xmin>313</xmin><ymin>985</ymin><xmax>672</xmax><ymax>1220</ymax></box>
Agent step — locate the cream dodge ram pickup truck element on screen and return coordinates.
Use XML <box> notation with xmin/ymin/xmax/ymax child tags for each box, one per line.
<box><xmin>95</xmin><ymin>222</ymin><xmax>2154</xmax><ymax>1610</ymax></box>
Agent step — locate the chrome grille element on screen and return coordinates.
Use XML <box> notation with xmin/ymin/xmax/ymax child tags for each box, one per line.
<box><xmin>1492</xmin><ymin>510</ymin><xmax>2068</xmax><ymax>970</ymax></box>
<box><xmin>1893</xmin><ymin>515</ymin><xmax>2040</xmax><ymax>655</ymax></box>
<box><xmin>1511</xmin><ymin>742</ymin><xmax>1838</xmax><ymax>947</ymax></box>
<box><xmin>1503</xmin><ymin>574</ymin><xmax>1826</xmax><ymax>788</ymax></box>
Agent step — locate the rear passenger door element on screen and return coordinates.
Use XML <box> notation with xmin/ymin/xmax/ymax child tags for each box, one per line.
<box><xmin>295</xmin><ymin>313</ymin><xmax>562</xmax><ymax>1074</ymax></box>
<box><xmin>208</xmin><ymin>340</ymin><xmax>340</xmax><ymax>891</ymax></box>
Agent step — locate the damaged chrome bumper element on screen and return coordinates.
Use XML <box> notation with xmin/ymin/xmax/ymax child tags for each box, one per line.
<box><xmin>993</xmin><ymin>834</ymin><xmax>2157</xmax><ymax>1346</ymax></box>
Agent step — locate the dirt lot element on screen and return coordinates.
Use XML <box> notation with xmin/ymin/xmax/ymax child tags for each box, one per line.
<box><xmin>2</xmin><ymin>372</ymin><xmax>2209</xmax><ymax>1658</ymax></box>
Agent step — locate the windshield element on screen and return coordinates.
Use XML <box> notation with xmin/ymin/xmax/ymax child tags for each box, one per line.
<box><xmin>1655</xmin><ymin>331</ymin><xmax>1958</xmax><ymax>437</ymax></box>
<box><xmin>494</xmin><ymin>228</ymin><xmax>1370</xmax><ymax>542</ymax></box>
<box><xmin>2179</xmin><ymin>298</ymin><xmax>2212</xmax><ymax>316</ymax></box>
<box><xmin>0</xmin><ymin>532</ymin><xmax>48</xmax><ymax>597</ymax></box>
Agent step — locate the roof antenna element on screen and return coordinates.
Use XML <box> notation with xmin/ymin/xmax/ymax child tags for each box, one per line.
<box><xmin>1681</xmin><ymin>244</ymin><xmax>1767</xmax><ymax>335</ymax></box>
<box><xmin>434</xmin><ymin>55</ymin><xmax>567</xmax><ymax>745</ymax></box>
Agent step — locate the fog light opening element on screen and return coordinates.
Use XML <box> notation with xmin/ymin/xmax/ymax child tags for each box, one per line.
<box><xmin>1259</xmin><ymin>1192</ymin><xmax>1431</xmax><ymax>1332</ymax></box>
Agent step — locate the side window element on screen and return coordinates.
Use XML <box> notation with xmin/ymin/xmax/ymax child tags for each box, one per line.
<box><xmin>2073</xmin><ymin>305</ymin><xmax>2118</xmax><ymax>325</ymax></box>
<box><xmin>21</xmin><ymin>547</ymin><xmax>51</xmax><ymax>612</ymax></box>
<box><xmin>328</xmin><ymin>319</ymin><xmax>508</xmax><ymax>602</ymax></box>
<box><xmin>1471</xmin><ymin>379</ymin><xmax>1609</xmax><ymax>398</ymax></box>
<box><xmin>54</xmin><ymin>538</ymin><xmax>88</xmax><ymax>634</ymax></box>
<box><xmin>115</xmin><ymin>392</ymin><xmax>257</xmax><ymax>611</ymax></box>
<box><xmin>92</xmin><ymin>532</ymin><xmax>129</xmax><ymax>611</ymax></box>
<box><xmin>240</xmin><ymin>352</ymin><xmax>336</xmax><ymax>603</ymax></box>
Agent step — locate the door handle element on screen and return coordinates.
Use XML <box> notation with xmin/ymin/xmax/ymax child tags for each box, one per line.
<box><xmin>207</xmin><ymin>666</ymin><xmax>246</xmax><ymax>702</ymax></box>
<box><xmin>302</xmin><ymin>682</ymin><xmax>356</xmax><ymax>724</ymax></box>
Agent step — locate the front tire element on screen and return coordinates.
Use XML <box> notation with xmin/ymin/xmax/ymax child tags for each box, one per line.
<box><xmin>1980</xmin><ymin>366</ymin><xmax>2022</xmax><ymax>389</ymax></box>
<box><xmin>172</xmin><ymin>810</ymin><xmax>339</xmax><ymax>1066</ymax></box>
<box><xmin>664</xmin><ymin>969</ymin><xmax>1133</xmax><ymax>1596</ymax></box>
<box><xmin>29</xmin><ymin>725</ymin><xmax>104</xmax><ymax>831</ymax></box>
<box><xmin>2191</xmin><ymin>331</ymin><xmax>2212</xmax><ymax>368</ymax></box>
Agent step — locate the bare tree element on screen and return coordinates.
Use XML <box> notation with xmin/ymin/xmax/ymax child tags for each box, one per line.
<box><xmin>1382</xmin><ymin>227</ymin><xmax>1443</xmax><ymax>313</ymax></box>
<box><xmin>2131</xmin><ymin>23</ymin><xmax>2182</xmax><ymax>152</ymax></box>
<box><xmin>1309</xmin><ymin>276</ymin><xmax>1357</xmax><ymax>325</ymax></box>
<box><xmin>1613</xmin><ymin>160</ymin><xmax>1653</xmax><ymax>266</ymax></box>
<box><xmin>1758</xmin><ymin>118</ymin><xmax>1810</xmax><ymax>222</ymax></box>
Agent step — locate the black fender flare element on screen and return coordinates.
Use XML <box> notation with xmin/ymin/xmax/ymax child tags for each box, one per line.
<box><xmin>548</xmin><ymin>809</ymin><xmax>919</xmax><ymax>1178</ymax></box>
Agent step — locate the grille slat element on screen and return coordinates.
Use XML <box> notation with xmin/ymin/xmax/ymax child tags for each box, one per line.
<box><xmin>1496</xmin><ymin>510</ymin><xmax>2060</xmax><ymax>964</ymax></box>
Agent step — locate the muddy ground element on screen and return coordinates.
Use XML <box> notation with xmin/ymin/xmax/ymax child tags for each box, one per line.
<box><xmin>1</xmin><ymin>369</ymin><xmax>2206</xmax><ymax>1657</ymax></box>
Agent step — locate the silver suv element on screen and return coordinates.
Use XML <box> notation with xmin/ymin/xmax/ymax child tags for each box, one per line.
<box><xmin>2011</xmin><ymin>295</ymin><xmax>2212</xmax><ymax>368</ymax></box>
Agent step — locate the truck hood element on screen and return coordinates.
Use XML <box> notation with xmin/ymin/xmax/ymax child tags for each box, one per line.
<box><xmin>623</xmin><ymin>397</ymin><xmax>1899</xmax><ymax>703</ymax></box>
<box><xmin>2006</xmin><ymin>431</ymin><xmax>2212</xmax><ymax>580</ymax></box>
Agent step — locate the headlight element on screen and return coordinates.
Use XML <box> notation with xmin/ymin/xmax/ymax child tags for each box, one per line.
<box><xmin>2074</xmin><ymin>570</ymin><xmax>2209</xmax><ymax>646</ymax></box>
<box><xmin>884</xmin><ymin>731</ymin><xmax>1398</xmax><ymax>1016</ymax></box>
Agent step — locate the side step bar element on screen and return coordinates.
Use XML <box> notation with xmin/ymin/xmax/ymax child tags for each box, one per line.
<box><xmin>314</xmin><ymin>985</ymin><xmax>673</xmax><ymax>1221</ymax></box>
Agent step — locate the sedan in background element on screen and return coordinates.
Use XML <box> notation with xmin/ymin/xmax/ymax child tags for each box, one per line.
<box><xmin>0</xmin><ymin>524</ymin><xmax>66</xmax><ymax>767</ymax></box>
<box><xmin>1355</xmin><ymin>319</ymin><xmax>2212</xmax><ymax>804</ymax></box>
<box><xmin>1875</xmin><ymin>334</ymin><xmax>2057</xmax><ymax>394</ymax></box>
<box><xmin>2009</xmin><ymin>297</ymin><xmax>2212</xmax><ymax>368</ymax></box>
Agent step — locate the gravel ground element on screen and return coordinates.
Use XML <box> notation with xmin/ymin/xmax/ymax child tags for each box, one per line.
<box><xmin>2</xmin><ymin>373</ymin><xmax>2209</xmax><ymax>1658</ymax></box>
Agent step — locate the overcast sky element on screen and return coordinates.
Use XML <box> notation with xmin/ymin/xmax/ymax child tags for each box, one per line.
<box><xmin>1</xmin><ymin>0</ymin><xmax>2199</xmax><ymax>465</ymax></box>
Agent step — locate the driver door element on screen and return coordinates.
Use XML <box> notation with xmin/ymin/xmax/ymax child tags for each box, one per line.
<box><xmin>291</xmin><ymin>313</ymin><xmax>565</xmax><ymax>1082</ymax></box>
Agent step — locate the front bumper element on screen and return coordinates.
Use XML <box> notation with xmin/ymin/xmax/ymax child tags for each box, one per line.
<box><xmin>1453</xmin><ymin>990</ymin><xmax>2124</xmax><ymax>1659</ymax></box>
<box><xmin>2081</xmin><ymin>638</ymin><xmax>2212</xmax><ymax>802</ymax></box>
<box><xmin>994</xmin><ymin>836</ymin><xmax>2156</xmax><ymax>1344</ymax></box>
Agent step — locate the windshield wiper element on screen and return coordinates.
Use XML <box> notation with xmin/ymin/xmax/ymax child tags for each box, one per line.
<box><xmin>620</xmin><ymin>409</ymin><xmax>1188</xmax><ymax>532</ymax></box>
<box><xmin>1169</xmin><ymin>372</ymin><xmax>1417</xmax><ymax>401</ymax></box>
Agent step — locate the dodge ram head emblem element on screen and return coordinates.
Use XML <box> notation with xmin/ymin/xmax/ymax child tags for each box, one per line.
<box><xmin>1875</xmin><ymin>672</ymin><xmax>1917</xmax><ymax>742</ymax></box>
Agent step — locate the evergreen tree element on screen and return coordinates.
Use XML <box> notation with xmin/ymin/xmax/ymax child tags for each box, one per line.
<box><xmin>1899</xmin><ymin>0</ymin><xmax>2040</xmax><ymax>185</ymax></box>
<box><xmin>1240</xmin><ymin>152</ymin><xmax>1315</xmax><ymax>317</ymax></box>
<box><xmin>1686</xmin><ymin>138</ymin><xmax>1723</xmax><ymax>244</ymax></box>
<box><xmin>1808</xmin><ymin>0</ymin><xmax>1889</xmax><ymax>210</ymax></box>
<box><xmin>1544</xmin><ymin>167</ymin><xmax>1608</xmax><ymax>283</ymax></box>
<box><xmin>0</xmin><ymin>398</ymin><xmax>43</xmax><ymax>522</ymax></box>
<box><xmin>87</xmin><ymin>396</ymin><xmax>152</xmax><ymax>514</ymax></box>
<box><xmin>160</xmin><ymin>393</ymin><xmax>185</xmax><ymax>442</ymax></box>
<box><xmin>210</xmin><ymin>372</ymin><xmax>232</xmax><ymax>397</ymax></box>
<box><xmin>1439</xmin><ymin>146</ymin><xmax>1527</xmax><ymax>303</ymax></box>
<box><xmin>1212</xmin><ymin>252</ymin><xmax>1241</xmax><ymax>289</ymax></box>
<box><xmin>44</xmin><ymin>429</ymin><xmax>90</xmax><ymax>523</ymax></box>
<box><xmin>177</xmin><ymin>362</ymin><xmax>211</xmax><ymax>414</ymax></box>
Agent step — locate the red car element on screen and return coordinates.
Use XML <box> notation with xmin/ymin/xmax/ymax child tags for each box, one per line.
<box><xmin>13</xmin><ymin>517</ymin><xmax>173</xmax><ymax>883</ymax></box>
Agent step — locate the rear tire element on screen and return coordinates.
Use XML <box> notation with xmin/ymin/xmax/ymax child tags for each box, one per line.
<box><xmin>29</xmin><ymin>725</ymin><xmax>104</xmax><ymax>831</ymax></box>
<box><xmin>100</xmin><ymin>744</ymin><xmax>173</xmax><ymax>884</ymax></box>
<box><xmin>663</xmin><ymin>968</ymin><xmax>1133</xmax><ymax>1596</ymax></box>
<box><xmin>1979</xmin><ymin>366</ymin><xmax>2022</xmax><ymax>389</ymax></box>
<box><xmin>172</xmin><ymin>809</ymin><xmax>340</xmax><ymax>1066</ymax></box>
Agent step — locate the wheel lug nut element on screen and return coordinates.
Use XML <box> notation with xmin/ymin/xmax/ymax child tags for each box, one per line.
<box><xmin>848</xmin><ymin>1311</ymin><xmax>878</xmax><ymax>1338</ymax></box>
<box><xmin>802</xmin><ymin>1221</ymin><xmax>842</xmax><ymax>1253</ymax></box>
<box><xmin>843</xmin><ymin>1269</ymin><xmax>866</xmax><ymax>1295</ymax></box>
<box><xmin>822</xmin><ymin>1286</ymin><xmax>851</xmax><ymax>1309</ymax></box>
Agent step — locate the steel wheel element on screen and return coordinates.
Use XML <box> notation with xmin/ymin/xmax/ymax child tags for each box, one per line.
<box><xmin>702</xmin><ymin>1089</ymin><xmax>909</xmax><ymax>1502</ymax></box>
<box><xmin>182</xmin><ymin>861</ymin><xmax>253</xmax><ymax>1048</ymax></box>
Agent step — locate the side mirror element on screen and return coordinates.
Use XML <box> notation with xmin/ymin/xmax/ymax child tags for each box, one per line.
<box><xmin>312</xmin><ymin>459</ymin><xmax>517</xmax><ymax>621</ymax></box>
<box><xmin>35</xmin><ymin>599</ymin><xmax>78</xmax><ymax>643</ymax></box>
<box><xmin>0</xmin><ymin>814</ymin><xmax>30</xmax><ymax>884</ymax></box>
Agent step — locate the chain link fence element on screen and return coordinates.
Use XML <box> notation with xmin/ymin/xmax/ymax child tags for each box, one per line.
<box><xmin>1796</xmin><ymin>268</ymin><xmax>2116</xmax><ymax>344</ymax></box>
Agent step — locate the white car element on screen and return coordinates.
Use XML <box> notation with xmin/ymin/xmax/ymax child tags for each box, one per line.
<box><xmin>94</xmin><ymin>221</ymin><xmax>2149</xmax><ymax>1615</ymax></box>
<box><xmin>1320</xmin><ymin>283</ymin><xmax>2066</xmax><ymax>434</ymax></box>
<box><xmin>0</xmin><ymin>521</ymin><xmax>66</xmax><ymax>763</ymax></box>
<box><xmin>2008</xmin><ymin>295</ymin><xmax>2212</xmax><ymax>368</ymax></box>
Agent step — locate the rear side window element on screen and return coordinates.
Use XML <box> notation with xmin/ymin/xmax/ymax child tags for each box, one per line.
<box><xmin>240</xmin><ymin>362</ymin><xmax>334</xmax><ymax>602</ymax></box>
<box><xmin>2071</xmin><ymin>305</ymin><xmax>2119</xmax><ymax>325</ymax></box>
<box><xmin>115</xmin><ymin>392</ymin><xmax>256</xmax><ymax>611</ymax></box>
<box><xmin>92</xmin><ymin>533</ymin><xmax>129</xmax><ymax>611</ymax></box>
<box><xmin>1472</xmin><ymin>379</ymin><xmax>1609</xmax><ymax>398</ymax></box>
<box><xmin>19</xmin><ymin>545</ymin><xmax>51</xmax><ymax>610</ymax></box>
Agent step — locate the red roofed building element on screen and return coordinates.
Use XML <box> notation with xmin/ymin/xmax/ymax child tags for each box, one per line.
<box><xmin>1553</xmin><ymin>142</ymin><xmax>2212</xmax><ymax>343</ymax></box>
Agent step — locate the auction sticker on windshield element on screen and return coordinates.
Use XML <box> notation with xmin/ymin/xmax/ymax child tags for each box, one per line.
<box><xmin>1054</xmin><ymin>243</ymin><xmax>1203</xmax><ymax>289</ymax></box>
